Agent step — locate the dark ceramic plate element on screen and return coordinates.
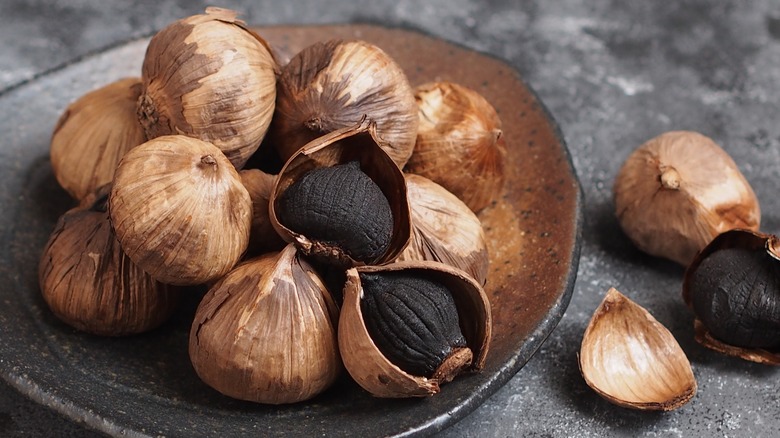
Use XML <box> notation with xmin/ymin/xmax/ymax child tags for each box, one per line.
<box><xmin>0</xmin><ymin>25</ymin><xmax>582</xmax><ymax>437</ymax></box>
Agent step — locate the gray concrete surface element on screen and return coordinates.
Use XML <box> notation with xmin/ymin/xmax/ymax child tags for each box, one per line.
<box><xmin>2</xmin><ymin>0</ymin><xmax>780</xmax><ymax>436</ymax></box>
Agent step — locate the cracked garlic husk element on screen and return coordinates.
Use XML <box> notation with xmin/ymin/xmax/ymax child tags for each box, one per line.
<box><xmin>683</xmin><ymin>229</ymin><xmax>780</xmax><ymax>364</ymax></box>
<box><xmin>269</xmin><ymin>119</ymin><xmax>411</xmax><ymax>269</ymax></box>
<box><xmin>339</xmin><ymin>261</ymin><xmax>491</xmax><ymax>398</ymax></box>
<box><xmin>579</xmin><ymin>287</ymin><xmax>696</xmax><ymax>411</ymax></box>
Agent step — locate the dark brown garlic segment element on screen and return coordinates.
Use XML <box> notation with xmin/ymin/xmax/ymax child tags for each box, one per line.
<box><xmin>273</xmin><ymin>39</ymin><xmax>418</xmax><ymax>167</ymax></box>
<box><xmin>39</xmin><ymin>188</ymin><xmax>179</xmax><ymax>336</ymax></box>
<box><xmin>276</xmin><ymin>161</ymin><xmax>393</xmax><ymax>263</ymax></box>
<box><xmin>359</xmin><ymin>270</ymin><xmax>471</xmax><ymax>379</ymax></box>
<box><xmin>689</xmin><ymin>246</ymin><xmax>780</xmax><ymax>349</ymax></box>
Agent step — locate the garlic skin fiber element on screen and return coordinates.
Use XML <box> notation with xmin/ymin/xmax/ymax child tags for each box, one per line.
<box><xmin>137</xmin><ymin>7</ymin><xmax>277</xmax><ymax>169</ymax></box>
<box><xmin>614</xmin><ymin>131</ymin><xmax>760</xmax><ymax>266</ymax></box>
<box><xmin>51</xmin><ymin>77</ymin><xmax>146</xmax><ymax>200</ymax></box>
<box><xmin>579</xmin><ymin>287</ymin><xmax>696</xmax><ymax>411</ymax></box>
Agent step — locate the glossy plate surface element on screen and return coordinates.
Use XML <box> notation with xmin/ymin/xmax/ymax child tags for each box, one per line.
<box><xmin>0</xmin><ymin>24</ymin><xmax>582</xmax><ymax>437</ymax></box>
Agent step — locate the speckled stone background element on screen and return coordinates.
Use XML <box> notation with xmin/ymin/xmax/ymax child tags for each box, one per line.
<box><xmin>2</xmin><ymin>0</ymin><xmax>780</xmax><ymax>437</ymax></box>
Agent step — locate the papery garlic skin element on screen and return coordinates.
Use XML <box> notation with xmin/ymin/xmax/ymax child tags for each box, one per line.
<box><xmin>137</xmin><ymin>7</ymin><xmax>277</xmax><ymax>169</ymax></box>
<box><xmin>39</xmin><ymin>189</ymin><xmax>178</xmax><ymax>336</ymax></box>
<box><xmin>579</xmin><ymin>287</ymin><xmax>696</xmax><ymax>411</ymax></box>
<box><xmin>404</xmin><ymin>82</ymin><xmax>507</xmax><ymax>213</ymax></box>
<box><xmin>396</xmin><ymin>174</ymin><xmax>489</xmax><ymax>286</ymax></box>
<box><xmin>109</xmin><ymin>135</ymin><xmax>252</xmax><ymax>286</ymax></box>
<box><xmin>239</xmin><ymin>169</ymin><xmax>286</xmax><ymax>255</ymax></box>
<box><xmin>51</xmin><ymin>77</ymin><xmax>146</xmax><ymax>200</ymax></box>
<box><xmin>189</xmin><ymin>245</ymin><xmax>341</xmax><ymax>404</ymax></box>
<box><xmin>273</xmin><ymin>39</ymin><xmax>418</xmax><ymax>167</ymax></box>
<box><xmin>614</xmin><ymin>131</ymin><xmax>760</xmax><ymax>266</ymax></box>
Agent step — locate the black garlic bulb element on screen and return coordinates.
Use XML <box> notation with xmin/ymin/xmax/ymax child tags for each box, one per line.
<box><xmin>359</xmin><ymin>270</ymin><xmax>469</xmax><ymax>378</ymax></box>
<box><xmin>683</xmin><ymin>229</ymin><xmax>780</xmax><ymax>363</ymax></box>
<box><xmin>276</xmin><ymin>160</ymin><xmax>393</xmax><ymax>264</ymax></box>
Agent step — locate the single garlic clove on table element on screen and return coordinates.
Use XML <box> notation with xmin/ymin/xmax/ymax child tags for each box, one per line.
<box><xmin>579</xmin><ymin>287</ymin><xmax>696</xmax><ymax>411</ymax></box>
<box><xmin>613</xmin><ymin>130</ymin><xmax>760</xmax><ymax>266</ymax></box>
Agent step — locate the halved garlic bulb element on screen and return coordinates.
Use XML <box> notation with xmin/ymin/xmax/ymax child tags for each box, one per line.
<box><xmin>579</xmin><ymin>287</ymin><xmax>696</xmax><ymax>411</ymax></box>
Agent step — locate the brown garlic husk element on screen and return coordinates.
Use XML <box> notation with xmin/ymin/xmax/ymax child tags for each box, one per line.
<box><xmin>239</xmin><ymin>169</ymin><xmax>286</xmax><ymax>256</ymax></box>
<box><xmin>269</xmin><ymin>118</ymin><xmax>411</xmax><ymax>269</ymax></box>
<box><xmin>579</xmin><ymin>287</ymin><xmax>696</xmax><ymax>411</ymax></box>
<box><xmin>50</xmin><ymin>77</ymin><xmax>146</xmax><ymax>200</ymax></box>
<box><xmin>403</xmin><ymin>81</ymin><xmax>507</xmax><ymax>213</ymax></box>
<box><xmin>682</xmin><ymin>229</ymin><xmax>780</xmax><ymax>364</ymax></box>
<box><xmin>38</xmin><ymin>186</ymin><xmax>179</xmax><ymax>336</ymax></box>
<box><xmin>137</xmin><ymin>7</ymin><xmax>277</xmax><ymax>169</ymax></box>
<box><xmin>189</xmin><ymin>244</ymin><xmax>341</xmax><ymax>404</ymax></box>
<box><xmin>614</xmin><ymin>130</ymin><xmax>760</xmax><ymax>266</ymax></box>
<box><xmin>396</xmin><ymin>174</ymin><xmax>489</xmax><ymax>286</ymax></box>
<box><xmin>339</xmin><ymin>261</ymin><xmax>491</xmax><ymax>398</ymax></box>
<box><xmin>272</xmin><ymin>39</ymin><xmax>418</xmax><ymax>168</ymax></box>
<box><xmin>109</xmin><ymin>135</ymin><xmax>252</xmax><ymax>285</ymax></box>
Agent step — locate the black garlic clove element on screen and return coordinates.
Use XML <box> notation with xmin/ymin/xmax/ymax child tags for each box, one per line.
<box><xmin>277</xmin><ymin>161</ymin><xmax>393</xmax><ymax>263</ymax></box>
<box><xmin>359</xmin><ymin>270</ymin><xmax>469</xmax><ymax>378</ymax></box>
<box><xmin>269</xmin><ymin>119</ymin><xmax>412</xmax><ymax>269</ymax></box>
<box><xmin>338</xmin><ymin>261</ymin><xmax>491</xmax><ymax>398</ymax></box>
<box><xmin>683</xmin><ymin>229</ymin><xmax>780</xmax><ymax>363</ymax></box>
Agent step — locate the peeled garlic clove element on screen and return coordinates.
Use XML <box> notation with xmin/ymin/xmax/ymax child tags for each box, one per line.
<box><xmin>579</xmin><ymin>287</ymin><xmax>696</xmax><ymax>411</ymax></box>
<box><xmin>109</xmin><ymin>135</ymin><xmax>252</xmax><ymax>285</ymax></box>
<box><xmin>189</xmin><ymin>244</ymin><xmax>341</xmax><ymax>404</ymax></box>
<box><xmin>137</xmin><ymin>7</ymin><xmax>277</xmax><ymax>169</ymax></box>
<box><xmin>273</xmin><ymin>39</ymin><xmax>418</xmax><ymax>168</ymax></box>
<box><xmin>50</xmin><ymin>77</ymin><xmax>146</xmax><ymax>200</ymax></box>
<box><xmin>339</xmin><ymin>261</ymin><xmax>491</xmax><ymax>398</ymax></box>
<box><xmin>682</xmin><ymin>229</ymin><xmax>780</xmax><ymax>364</ymax></box>
<box><xmin>614</xmin><ymin>131</ymin><xmax>760</xmax><ymax>266</ymax></box>
<box><xmin>269</xmin><ymin>119</ymin><xmax>411</xmax><ymax>268</ymax></box>
<box><xmin>396</xmin><ymin>174</ymin><xmax>489</xmax><ymax>286</ymax></box>
<box><xmin>404</xmin><ymin>81</ymin><xmax>507</xmax><ymax>213</ymax></box>
<box><xmin>239</xmin><ymin>169</ymin><xmax>286</xmax><ymax>256</ymax></box>
<box><xmin>38</xmin><ymin>186</ymin><xmax>179</xmax><ymax>336</ymax></box>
